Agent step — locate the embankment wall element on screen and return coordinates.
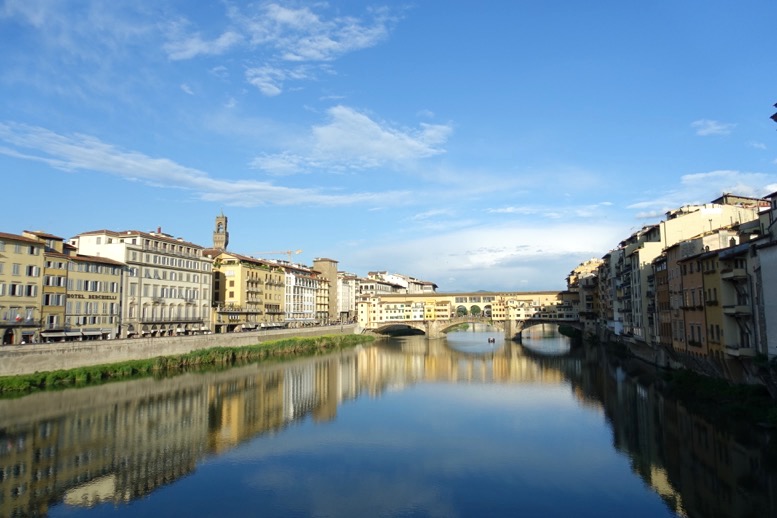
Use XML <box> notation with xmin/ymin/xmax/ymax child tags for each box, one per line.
<box><xmin>0</xmin><ymin>325</ymin><xmax>358</xmax><ymax>376</ymax></box>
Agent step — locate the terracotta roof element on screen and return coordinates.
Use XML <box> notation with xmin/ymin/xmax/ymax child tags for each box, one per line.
<box><xmin>0</xmin><ymin>232</ymin><xmax>43</xmax><ymax>245</ymax></box>
<box><xmin>23</xmin><ymin>230</ymin><xmax>64</xmax><ymax>240</ymax></box>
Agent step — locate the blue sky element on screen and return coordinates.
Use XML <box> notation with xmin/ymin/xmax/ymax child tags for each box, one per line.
<box><xmin>2</xmin><ymin>1</ymin><xmax>777</xmax><ymax>292</ymax></box>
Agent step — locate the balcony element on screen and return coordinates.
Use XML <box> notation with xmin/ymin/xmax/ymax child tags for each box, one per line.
<box><xmin>725</xmin><ymin>344</ymin><xmax>756</xmax><ymax>358</ymax></box>
<box><xmin>723</xmin><ymin>305</ymin><xmax>751</xmax><ymax>317</ymax></box>
<box><xmin>721</xmin><ymin>268</ymin><xmax>747</xmax><ymax>281</ymax></box>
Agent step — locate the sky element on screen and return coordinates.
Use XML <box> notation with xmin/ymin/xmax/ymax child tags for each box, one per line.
<box><xmin>2</xmin><ymin>1</ymin><xmax>777</xmax><ymax>292</ymax></box>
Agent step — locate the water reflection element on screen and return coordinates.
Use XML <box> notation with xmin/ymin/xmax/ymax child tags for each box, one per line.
<box><xmin>0</xmin><ymin>328</ymin><xmax>774</xmax><ymax>517</ymax></box>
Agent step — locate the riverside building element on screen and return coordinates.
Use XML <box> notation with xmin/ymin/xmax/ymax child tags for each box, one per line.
<box><xmin>22</xmin><ymin>231</ymin><xmax>124</xmax><ymax>341</ymax></box>
<box><xmin>205</xmin><ymin>250</ymin><xmax>286</xmax><ymax>333</ymax></box>
<box><xmin>70</xmin><ymin>228</ymin><xmax>213</xmax><ymax>338</ymax></box>
<box><xmin>0</xmin><ymin>232</ymin><xmax>44</xmax><ymax>345</ymax></box>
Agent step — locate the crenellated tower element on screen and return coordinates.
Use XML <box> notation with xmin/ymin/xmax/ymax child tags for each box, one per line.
<box><xmin>213</xmin><ymin>212</ymin><xmax>229</xmax><ymax>250</ymax></box>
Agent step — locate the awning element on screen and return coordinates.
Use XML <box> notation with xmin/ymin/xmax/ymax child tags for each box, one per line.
<box><xmin>82</xmin><ymin>330</ymin><xmax>102</xmax><ymax>336</ymax></box>
<box><xmin>64</xmin><ymin>331</ymin><xmax>82</xmax><ymax>337</ymax></box>
<box><xmin>41</xmin><ymin>331</ymin><xmax>66</xmax><ymax>338</ymax></box>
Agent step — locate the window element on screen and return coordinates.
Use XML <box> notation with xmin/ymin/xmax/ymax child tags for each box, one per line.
<box><xmin>12</xmin><ymin>263</ymin><xmax>20</xmax><ymax>276</ymax></box>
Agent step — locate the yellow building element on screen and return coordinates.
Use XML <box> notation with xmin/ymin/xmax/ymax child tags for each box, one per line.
<box><xmin>22</xmin><ymin>231</ymin><xmax>69</xmax><ymax>335</ymax></box>
<box><xmin>315</xmin><ymin>274</ymin><xmax>330</xmax><ymax>324</ymax></box>
<box><xmin>207</xmin><ymin>251</ymin><xmax>286</xmax><ymax>333</ymax></box>
<box><xmin>0</xmin><ymin>232</ymin><xmax>45</xmax><ymax>345</ymax></box>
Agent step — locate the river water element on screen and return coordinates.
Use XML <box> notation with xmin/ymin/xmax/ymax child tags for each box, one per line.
<box><xmin>1</xmin><ymin>325</ymin><xmax>775</xmax><ymax>517</ymax></box>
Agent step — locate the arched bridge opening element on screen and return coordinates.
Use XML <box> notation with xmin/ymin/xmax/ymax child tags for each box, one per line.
<box><xmin>512</xmin><ymin>319</ymin><xmax>584</xmax><ymax>344</ymax></box>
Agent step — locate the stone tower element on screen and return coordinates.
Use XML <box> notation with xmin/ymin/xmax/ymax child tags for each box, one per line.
<box><xmin>213</xmin><ymin>212</ymin><xmax>229</xmax><ymax>250</ymax></box>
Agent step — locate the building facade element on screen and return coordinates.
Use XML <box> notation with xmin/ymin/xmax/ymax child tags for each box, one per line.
<box><xmin>207</xmin><ymin>251</ymin><xmax>287</xmax><ymax>333</ymax></box>
<box><xmin>0</xmin><ymin>232</ymin><xmax>44</xmax><ymax>345</ymax></box>
<box><xmin>71</xmin><ymin>229</ymin><xmax>213</xmax><ymax>338</ymax></box>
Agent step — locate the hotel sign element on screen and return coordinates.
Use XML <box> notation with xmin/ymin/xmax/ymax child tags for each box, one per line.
<box><xmin>68</xmin><ymin>294</ymin><xmax>117</xmax><ymax>300</ymax></box>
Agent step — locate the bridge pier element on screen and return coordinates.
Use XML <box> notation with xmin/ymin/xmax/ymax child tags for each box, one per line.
<box><xmin>503</xmin><ymin>320</ymin><xmax>525</xmax><ymax>341</ymax></box>
<box><xmin>424</xmin><ymin>320</ymin><xmax>446</xmax><ymax>339</ymax></box>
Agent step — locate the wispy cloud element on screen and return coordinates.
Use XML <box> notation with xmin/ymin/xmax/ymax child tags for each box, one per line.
<box><xmin>161</xmin><ymin>3</ymin><xmax>398</xmax><ymax>95</ymax></box>
<box><xmin>180</xmin><ymin>83</ymin><xmax>194</xmax><ymax>95</ymax></box>
<box><xmin>487</xmin><ymin>202</ymin><xmax>612</xmax><ymax>220</ymax></box>
<box><xmin>163</xmin><ymin>21</ymin><xmax>242</xmax><ymax>60</ymax></box>
<box><xmin>0</xmin><ymin>121</ymin><xmax>409</xmax><ymax>208</ymax></box>
<box><xmin>251</xmin><ymin>105</ymin><xmax>452</xmax><ymax>174</ymax></box>
<box><xmin>691</xmin><ymin>119</ymin><xmax>735</xmax><ymax>136</ymax></box>
<box><xmin>231</xmin><ymin>4</ymin><xmax>394</xmax><ymax>62</ymax></box>
<box><xmin>626</xmin><ymin>169</ymin><xmax>777</xmax><ymax>217</ymax></box>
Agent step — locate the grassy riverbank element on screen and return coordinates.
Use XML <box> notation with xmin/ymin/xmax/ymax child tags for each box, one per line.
<box><xmin>0</xmin><ymin>334</ymin><xmax>374</xmax><ymax>396</ymax></box>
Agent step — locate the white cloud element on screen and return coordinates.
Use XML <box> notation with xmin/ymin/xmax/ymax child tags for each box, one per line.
<box><xmin>0</xmin><ymin>121</ymin><xmax>409</xmax><ymax>208</ymax></box>
<box><xmin>163</xmin><ymin>19</ymin><xmax>242</xmax><ymax>60</ymax></box>
<box><xmin>233</xmin><ymin>3</ymin><xmax>393</xmax><ymax>62</ymax></box>
<box><xmin>251</xmin><ymin>105</ymin><xmax>453</xmax><ymax>174</ymax></box>
<box><xmin>180</xmin><ymin>83</ymin><xmax>194</xmax><ymax>95</ymax></box>
<box><xmin>487</xmin><ymin>202</ymin><xmax>612</xmax><ymax>220</ymax></box>
<box><xmin>691</xmin><ymin>119</ymin><xmax>735</xmax><ymax>136</ymax></box>
<box><xmin>748</xmin><ymin>141</ymin><xmax>767</xmax><ymax>150</ymax></box>
<box><xmin>348</xmin><ymin>221</ymin><xmax>626</xmax><ymax>291</ymax></box>
<box><xmin>627</xmin><ymin>169</ymin><xmax>777</xmax><ymax>216</ymax></box>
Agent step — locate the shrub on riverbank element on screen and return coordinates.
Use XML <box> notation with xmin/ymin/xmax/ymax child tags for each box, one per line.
<box><xmin>0</xmin><ymin>334</ymin><xmax>373</xmax><ymax>396</ymax></box>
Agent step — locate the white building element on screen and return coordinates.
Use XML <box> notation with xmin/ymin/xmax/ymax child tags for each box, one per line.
<box><xmin>337</xmin><ymin>272</ymin><xmax>359</xmax><ymax>323</ymax></box>
<box><xmin>70</xmin><ymin>228</ymin><xmax>213</xmax><ymax>338</ymax></box>
<box><xmin>280</xmin><ymin>262</ymin><xmax>319</xmax><ymax>327</ymax></box>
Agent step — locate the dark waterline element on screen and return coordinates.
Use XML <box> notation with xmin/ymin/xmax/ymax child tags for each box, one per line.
<box><xmin>1</xmin><ymin>325</ymin><xmax>774</xmax><ymax>517</ymax></box>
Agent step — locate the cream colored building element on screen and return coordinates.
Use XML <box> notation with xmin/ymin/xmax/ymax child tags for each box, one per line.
<box><xmin>70</xmin><ymin>228</ymin><xmax>213</xmax><ymax>338</ymax></box>
<box><xmin>0</xmin><ymin>232</ymin><xmax>44</xmax><ymax>345</ymax></box>
<box><xmin>206</xmin><ymin>250</ymin><xmax>286</xmax><ymax>333</ymax></box>
<box><xmin>63</xmin><ymin>252</ymin><xmax>124</xmax><ymax>340</ymax></box>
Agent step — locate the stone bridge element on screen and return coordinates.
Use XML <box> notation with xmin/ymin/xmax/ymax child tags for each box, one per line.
<box><xmin>362</xmin><ymin>316</ymin><xmax>582</xmax><ymax>340</ymax></box>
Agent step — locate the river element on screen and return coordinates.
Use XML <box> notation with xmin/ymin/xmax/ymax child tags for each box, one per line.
<box><xmin>0</xmin><ymin>325</ymin><xmax>775</xmax><ymax>517</ymax></box>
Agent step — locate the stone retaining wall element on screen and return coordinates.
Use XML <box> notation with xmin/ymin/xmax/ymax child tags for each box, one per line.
<box><xmin>0</xmin><ymin>325</ymin><xmax>358</xmax><ymax>376</ymax></box>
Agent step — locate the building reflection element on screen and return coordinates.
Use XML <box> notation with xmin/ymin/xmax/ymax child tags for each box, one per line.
<box><xmin>0</xmin><ymin>338</ymin><xmax>775</xmax><ymax>517</ymax></box>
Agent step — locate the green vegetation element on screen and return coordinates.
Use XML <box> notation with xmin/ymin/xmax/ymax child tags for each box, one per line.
<box><xmin>0</xmin><ymin>334</ymin><xmax>373</xmax><ymax>397</ymax></box>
